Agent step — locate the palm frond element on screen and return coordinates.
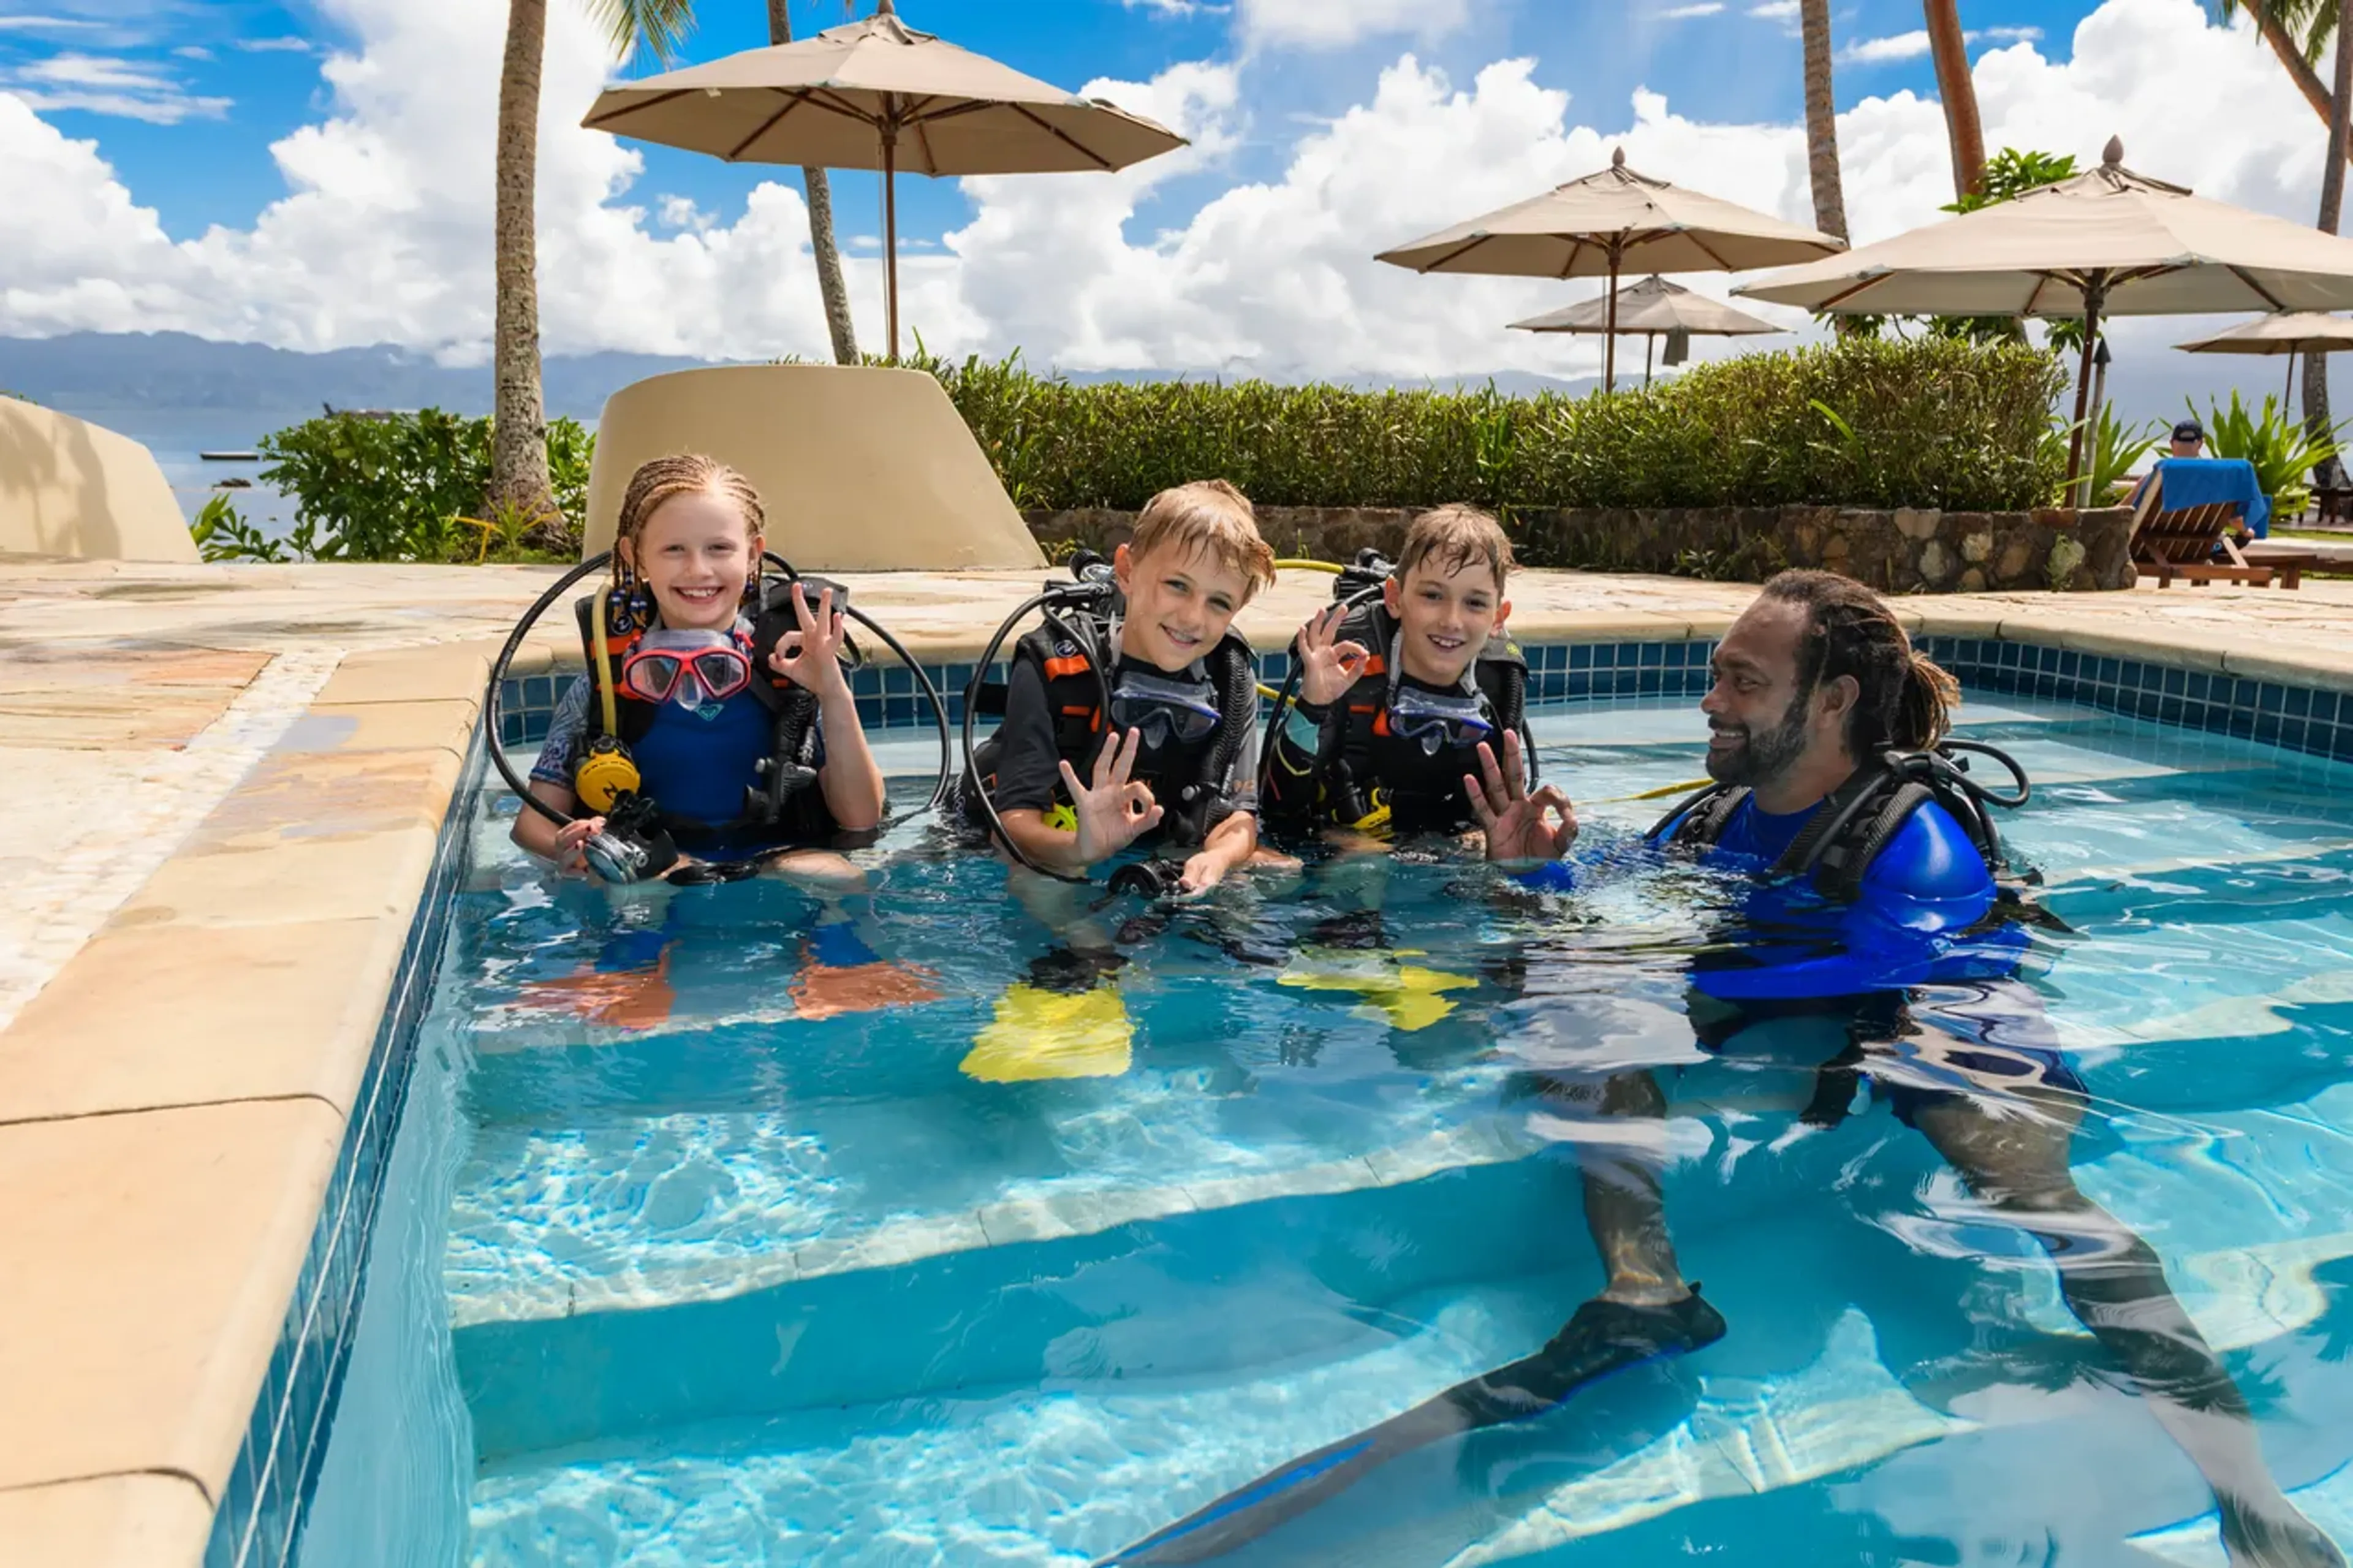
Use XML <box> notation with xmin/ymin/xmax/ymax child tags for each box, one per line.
<box><xmin>580</xmin><ymin>0</ymin><xmax>697</xmax><ymax>68</ymax></box>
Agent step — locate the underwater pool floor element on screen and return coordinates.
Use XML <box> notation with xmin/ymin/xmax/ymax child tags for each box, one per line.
<box><xmin>307</xmin><ymin>694</ymin><xmax>2353</xmax><ymax>1567</ymax></box>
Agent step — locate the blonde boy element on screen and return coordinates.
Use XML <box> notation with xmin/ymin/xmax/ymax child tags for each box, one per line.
<box><xmin>964</xmin><ymin>480</ymin><xmax>1278</xmax><ymax>892</ymax></box>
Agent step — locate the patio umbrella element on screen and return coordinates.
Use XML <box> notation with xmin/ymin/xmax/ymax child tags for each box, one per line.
<box><xmin>580</xmin><ymin>0</ymin><xmax>1186</xmax><ymax>360</ymax></box>
<box><xmin>1737</xmin><ymin>138</ymin><xmax>2353</xmax><ymax>492</ymax></box>
<box><xmin>2175</xmin><ymin>311</ymin><xmax>2353</xmax><ymax>407</ymax></box>
<box><xmin>1508</xmin><ymin>273</ymin><xmax>1783</xmax><ymax>387</ymax></box>
<box><xmin>1375</xmin><ymin>148</ymin><xmax>1843</xmax><ymax>392</ymax></box>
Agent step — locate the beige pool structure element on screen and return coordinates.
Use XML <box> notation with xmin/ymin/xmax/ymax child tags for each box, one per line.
<box><xmin>5</xmin><ymin>556</ymin><xmax>2353</xmax><ymax>1564</ymax></box>
<box><xmin>0</xmin><ymin>400</ymin><xmax>199</xmax><ymax>564</ymax></box>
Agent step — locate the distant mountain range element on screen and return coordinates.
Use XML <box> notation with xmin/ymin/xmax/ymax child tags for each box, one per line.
<box><xmin>0</xmin><ymin>330</ymin><xmax>1596</xmax><ymax>419</ymax></box>
<box><xmin>0</xmin><ymin>327</ymin><xmax>2332</xmax><ymax>428</ymax></box>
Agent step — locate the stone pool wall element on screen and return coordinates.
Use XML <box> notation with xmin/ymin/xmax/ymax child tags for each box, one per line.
<box><xmin>1026</xmin><ymin>503</ymin><xmax>2137</xmax><ymax>593</ymax></box>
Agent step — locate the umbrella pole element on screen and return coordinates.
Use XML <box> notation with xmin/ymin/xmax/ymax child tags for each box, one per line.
<box><xmin>2065</xmin><ymin>281</ymin><xmax>2104</xmax><ymax>506</ymax></box>
<box><xmin>1603</xmin><ymin>249</ymin><xmax>1621</xmax><ymax>394</ymax></box>
<box><xmin>1645</xmin><ymin>333</ymin><xmax>1654</xmax><ymax>388</ymax></box>
<box><xmin>2286</xmin><ymin>349</ymin><xmax>2297</xmax><ymax>411</ymax></box>
<box><xmin>883</xmin><ymin>129</ymin><xmax>901</xmax><ymax>363</ymax></box>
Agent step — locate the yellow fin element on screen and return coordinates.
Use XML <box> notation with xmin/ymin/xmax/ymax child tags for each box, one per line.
<box><xmin>961</xmin><ymin>983</ymin><xmax>1134</xmax><ymax>1082</ymax></box>
<box><xmin>1277</xmin><ymin>947</ymin><xmax>1477</xmax><ymax>1033</ymax></box>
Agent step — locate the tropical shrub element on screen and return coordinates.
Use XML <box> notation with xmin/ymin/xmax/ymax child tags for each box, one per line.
<box><xmin>239</xmin><ymin>408</ymin><xmax>589</xmax><ymax>562</ymax></box>
<box><xmin>2197</xmin><ymin>391</ymin><xmax>2343</xmax><ymax>518</ymax></box>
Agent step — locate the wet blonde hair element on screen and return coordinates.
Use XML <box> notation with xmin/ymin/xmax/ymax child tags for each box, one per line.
<box><xmin>1129</xmin><ymin>479</ymin><xmax>1277</xmax><ymax>600</ymax></box>
<box><xmin>1397</xmin><ymin>504</ymin><xmax>1515</xmax><ymax>592</ymax></box>
<box><xmin>612</xmin><ymin>453</ymin><xmax>765</xmax><ymax>585</ymax></box>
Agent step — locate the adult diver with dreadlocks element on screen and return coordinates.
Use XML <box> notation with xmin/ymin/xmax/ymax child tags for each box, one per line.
<box><xmin>1102</xmin><ymin>570</ymin><xmax>2340</xmax><ymax>1568</ymax></box>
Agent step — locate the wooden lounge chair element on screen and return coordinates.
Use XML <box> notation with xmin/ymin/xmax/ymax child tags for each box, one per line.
<box><xmin>2128</xmin><ymin>477</ymin><xmax>2275</xmax><ymax>588</ymax></box>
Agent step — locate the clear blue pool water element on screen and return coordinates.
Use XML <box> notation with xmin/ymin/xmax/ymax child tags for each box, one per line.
<box><xmin>303</xmin><ymin>693</ymin><xmax>2353</xmax><ymax>1567</ymax></box>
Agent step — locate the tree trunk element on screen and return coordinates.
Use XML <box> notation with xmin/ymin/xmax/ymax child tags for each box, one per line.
<box><xmin>1923</xmin><ymin>0</ymin><xmax>1986</xmax><ymax>200</ymax></box>
<box><xmin>2251</xmin><ymin>0</ymin><xmax>2337</xmax><ymax>121</ymax></box>
<box><xmin>768</xmin><ymin>0</ymin><xmax>860</xmax><ymax>364</ymax></box>
<box><xmin>2310</xmin><ymin>2</ymin><xmax>2352</xmax><ymax>491</ymax></box>
<box><xmin>1801</xmin><ymin>0</ymin><xmax>1848</xmax><ymax>241</ymax></box>
<box><xmin>493</xmin><ymin>0</ymin><xmax>555</xmax><ymax>518</ymax></box>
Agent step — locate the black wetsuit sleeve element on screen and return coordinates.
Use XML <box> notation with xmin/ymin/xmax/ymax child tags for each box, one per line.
<box><xmin>1220</xmin><ymin>705</ymin><xmax>1261</xmax><ymax>817</ymax></box>
<box><xmin>1261</xmin><ymin>700</ymin><xmax>1333</xmax><ymax>824</ymax></box>
<box><xmin>986</xmin><ymin>659</ymin><xmax>1072</xmax><ymax>814</ymax></box>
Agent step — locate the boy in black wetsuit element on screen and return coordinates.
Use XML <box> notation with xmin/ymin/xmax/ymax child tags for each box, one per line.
<box><xmin>963</xmin><ymin>478</ymin><xmax>1278</xmax><ymax>893</ymax></box>
<box><xmin>1265</xmin><ymin>504</ymin><xmax>1573</xmax><ymax>863</ymax></box>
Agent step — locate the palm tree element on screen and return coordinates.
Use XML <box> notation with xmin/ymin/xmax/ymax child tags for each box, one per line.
<box><xmin>1922</xmin><ymin>0</ymin><xmax>1985</xmax><ymax>200</ymax></box>
<box><xmin>493</xmin><ymin>0</ymin><xmax>693</xmax><ymax>521</ymax></box>
<box><xmin>768</xmin><ymin>0</ymin><xmax>860</xmax><ymax>364</ymax></box>
<box><xmin>1801</xmin><ymin>0</ymin><xmax>1848</xmax><ymax>241</ymax></box>
<box><xmin>2219</xmin><ymin>0</ymin><xmax>2351</xmax><ymax>472</ymax></box>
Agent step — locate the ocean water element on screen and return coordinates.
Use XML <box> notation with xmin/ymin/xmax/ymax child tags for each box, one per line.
<box><xmin>300</xmin><ymin>694</ymin><xmax>2353</xmax><ymax>1567</ymax></box>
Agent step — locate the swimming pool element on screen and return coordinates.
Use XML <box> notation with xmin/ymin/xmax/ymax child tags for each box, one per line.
<box><xmin>295</xmin><ymin>687</ymin><xmax>2353</xmax><ymax>1567</ymax></box>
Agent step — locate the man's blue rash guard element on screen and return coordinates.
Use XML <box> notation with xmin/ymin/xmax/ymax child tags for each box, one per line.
<box><xmin>1653</xmin><ymin>792</ymin><xmax>2008</xmax><ymax>1001</ymax></box>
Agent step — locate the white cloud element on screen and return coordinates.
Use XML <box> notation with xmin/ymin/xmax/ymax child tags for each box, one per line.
<box><xmin>1121</xmin><ymin>0</ymin><xmax>1220</xmax><ymax>15</ymax></box>
<box><xmin>1977</xmin><ymin>26</ymin><xmax>2045</xmax><ymax>42</ymax></box>
<box><xmin>1233</xmin><ymin>0</ymin><xmax>1469</xmax><ymax>51</ymax></box>
<box><xmin>1840</xmin><ymin>29</ymin><xmax>1932</xmax><ymax>63</ymax></box>
<box><xmin>1658</xmin><ymin>3</ymin><xmax>1726</xmax><ymax>16</ymax></box>
<box><xmin>0</xmin><ymin>0</ymin><xmax>2327</xmax><ymax>396</ymax></box>
<box><xmin>0</xmin><ymin>14</ymin><xmax>101</xmax><ymax>31</ymax></box>
<box><xmin>232</xmin><ymin>36</ymin><xmax>315</xmax><ymax>53</ymax></box>
<box><xmin>1748</xmin><ymin>2</ymin><xmax>1800</xmax><ymax>17</ymax></box>
<box><xmin>4</xmin><ymin>50</ymin><xmax>229</xmax><ymax>122</ymax></box>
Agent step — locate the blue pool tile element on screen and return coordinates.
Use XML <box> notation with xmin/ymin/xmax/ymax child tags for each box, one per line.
<box><xmin>1564</xmin><ymin>671</ymin><xmax>1592</xmax><ymax>699</ymax></box>
<box><xmin>2185</xmin><ymin>672</ymin><xmax>2211</xmax><ymax>703</ymax></box>
<box><xmin>1637</xmin><ymin>668</ymin><xmax>1662</xmax><ymax>694</ymax></box>
<box><xmin>2282</xmin><ymin>719</ymin><xmax>2309</xmax><ymax>751</ymax></box>
<box><xmin>2315</xmin><ymin>691</ymin><xmax>2341</xmax><ymax>726</ymax></box>
<box><xmin>2255</xmin><ymin>712</ymin><xmax>2283</xmax><ymax>744</ymax></box>
<box><xmin>2228</xmin><ymin>709</ymin><xmax>2257</xmax><ymax>738</ymax></box>
<box><xmin>1569</xmin><ymin>644</ymin><xmax>1594</xmax><ymax>670</ymax></box>
<box><xmin>2161</xmin><ymin>666</ymin><xmax>2183</xmax><ymax>694</ymax></box>
<box><xmin>857</xmin><ymin>697</ymin><xmax>883</xmax><ymax>727</ymax></box>
<box><xmin>523</xmin><ymin>675</ymin><xmax>553</xmax><ymax>709</ymax></box>
<box><xmin>2158</xmin><ymin>697</ymin><xmax>2183</xmax><ymax>724</ymax></box>
<box><xmin>2258</xmin><ymin>683</ymin><xmax>2284</xmax><ymax>713</ymax></box>
<box><xmin>2286</xmin><ymin>686</ymin><xmax>2313</xmax><ymax>718</ymax></box>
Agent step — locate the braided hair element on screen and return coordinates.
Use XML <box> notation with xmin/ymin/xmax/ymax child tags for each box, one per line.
<box><xmin>1758</xmin><ymin>569</ymin><xmax>1958</xmax><ymax>756</ymax></box>
<box><xmin>612</xmin><ymin>453</ymin><xmax>766</xmax><ymax>590</ymax></box>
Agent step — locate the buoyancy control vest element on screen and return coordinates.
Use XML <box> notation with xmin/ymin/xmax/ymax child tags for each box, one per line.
<box><xmin>1649</xmin><ymin>741</ymin><xmax>2026</xmax><ymax>903</ymax></box>
<box><xmin>1294</xmin><ymin>602</ymin><xmax>1529</xmax><ymax>833</ymax></box>
<box><xmin>573</xmin><ymin>573</ymin><xmax>857</xmax><ymax>834</ymax></box>
<box><xmin>969</xmin><ymin>608</ymin><xmax>1259</xmax><ymax>847</ymax></box>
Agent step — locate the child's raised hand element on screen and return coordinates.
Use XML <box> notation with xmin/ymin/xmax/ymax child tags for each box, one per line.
<box><xmin>768</xmin><ymin>583</ymin><xmax>852</xmax><ymax>700</ymax></box>
<box><xmin>1296</xmin><ymin>604</ymin><xmax>1371</xmax><ymax>707</ymax></box>
<box><xmin>1059</xmin><ymin>727</ymin><xmax>1163</xmax><ymax>865</ymax></box>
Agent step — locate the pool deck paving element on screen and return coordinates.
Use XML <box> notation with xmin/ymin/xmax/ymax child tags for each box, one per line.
<box><xmin>7</xmin><ymin>556</ymin><xmax>2353</xmax><ymax>1564</ymax></box>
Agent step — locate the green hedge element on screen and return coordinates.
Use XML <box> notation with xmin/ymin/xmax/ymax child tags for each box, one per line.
<box><xmin>931</xmin><ymin>336</ymin><xmax>2066</xmax><ymax>514</ymax></box>
<box><xmin>218</xmin><ymin>336</ymin><xmax>2064</xmax><ymax>564</ymax></box>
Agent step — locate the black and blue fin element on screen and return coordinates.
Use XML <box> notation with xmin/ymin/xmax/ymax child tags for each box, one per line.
<box><xmin>1094</xmin><ymin>1289</ymin><xmax>1726</xmax><ymax>1566</ymax></box>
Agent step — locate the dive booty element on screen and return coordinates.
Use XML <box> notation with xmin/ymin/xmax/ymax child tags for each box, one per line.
<box><xmin>1096</xmin><ymin>1289</ymin><xmax>1726</xmax><ymax>1566</ymax></box>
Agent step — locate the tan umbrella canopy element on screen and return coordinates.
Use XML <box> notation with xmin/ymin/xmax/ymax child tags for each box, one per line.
<box><xmin>1376</xmin><ymin>148</ymin><xmax>1843</xmax><ymax>392</ymax></box>
<box><xmin>1737</xmin><ymin>138</ymin><xmax>2353</xmax><ymax>488</ymax></box>
<box><xmin>582</xmin><ymin>0</ymin><xmax>1186</xmax><ymax>358</ymax></box>
<box><xmin>1509</xmin><ymin>274</ymin><xmax>1783</xmax><ymax>387</ymax></box>
<box><xmin>2176</xmin><ymin>311</ymin><xmax>2353</xmax><ymax>405</ymax></box>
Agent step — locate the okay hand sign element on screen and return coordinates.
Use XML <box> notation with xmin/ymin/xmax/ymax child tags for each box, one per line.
<box><xmin>1295</xmin><ymin>604</ymin><xmax>1373</xmax><ymax>708</ymax></box>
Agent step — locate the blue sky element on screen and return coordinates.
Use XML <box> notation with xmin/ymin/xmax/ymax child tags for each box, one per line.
<box><xmin>0</xmin><ymin>0</ymin><xmax>2327</xmax><ymax>404</ymax></box>
<box><xmin>5</xmin><ymin>0</ymin><xmax>2097</xmax><ymax>252</ymax></box>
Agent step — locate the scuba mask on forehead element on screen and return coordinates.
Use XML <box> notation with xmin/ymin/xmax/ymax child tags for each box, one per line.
<box><xmin>1108</xmin><ymin>667</ymin><xmax>1222</xmax><ymax>748</ymax></box>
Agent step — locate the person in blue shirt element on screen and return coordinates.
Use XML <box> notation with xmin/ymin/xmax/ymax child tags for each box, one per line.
<box><xmin>1578</xmin><ymin>570</ymin><xmax>2334</xmax><ymax>1568</ymax></box>
<box><xmin>1105</xmin><ymin>570</ymin><xmax>2341</xmax><ymax>1568</ymax></box>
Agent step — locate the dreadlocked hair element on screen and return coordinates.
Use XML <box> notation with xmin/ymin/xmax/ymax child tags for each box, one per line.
<box><xmin>1759</xmin><ymin>569</ymin><xmax>1958</xmax><ymax>754</ymax></box>
<box><xmin>612</xmin><ymin>453</ymin><xmax>765</xmax><ymax>588</ymax></box>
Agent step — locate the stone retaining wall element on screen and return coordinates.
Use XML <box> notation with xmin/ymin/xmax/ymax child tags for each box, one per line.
<box><xmin>1025</xmin><ymin>502</ymin><xmax>2138</xmax><ymax>593</ymax></box>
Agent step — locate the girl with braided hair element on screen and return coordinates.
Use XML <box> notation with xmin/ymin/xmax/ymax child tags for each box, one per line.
<box><xmin>513</xmin><ymin>453</ymin><xmax>884</xmax><ymax>886</ymax></box>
